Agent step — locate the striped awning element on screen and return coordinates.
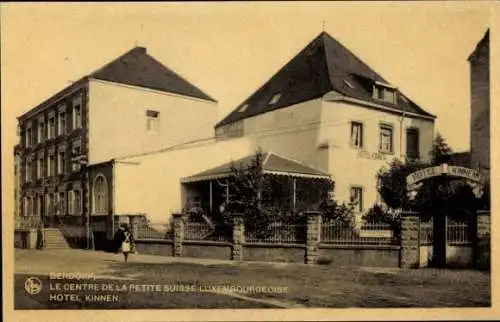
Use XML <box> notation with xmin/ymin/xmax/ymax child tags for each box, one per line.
<box><xmin>181</xmin><ymin>152</ymin><xmax>331</xmax><ymax>183</ymax></box>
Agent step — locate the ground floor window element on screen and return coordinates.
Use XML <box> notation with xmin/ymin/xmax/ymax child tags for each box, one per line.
<box><xmin>93</xmin><ymin>175</ymin><xmax>108</xmax><ymax>214</ymax></box>
<box><xmin>350</xmin><ymin>186</ymin><xmax>364</xmax><ymax>212</ymax></box>
<box><xmin>68</xmin><ymin>189</ymin><xmax>82</xmax><ymax>215</ymax></box>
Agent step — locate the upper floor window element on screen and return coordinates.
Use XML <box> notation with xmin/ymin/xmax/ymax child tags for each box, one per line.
<box><xmin>72</xmin><ymin>97</ymin><xmax>83</xmax><ymax>129</ymax></box>
<box><xmin>37</xmin><ymin>119</ymin><xmax>45</xmax><ymax>144</ymax></box>
<box><xmin>268</xmin><ymin>93</ymin><xmax>281</xmax><ymax>106</ymax></box>
<box><xmin>58</xmin><ymin>110</ymin><xmax>66</xmax><ymax>135</ymax></box>
<box><xmin>37</xmin><ymin>155</ymin><xmax>45</xmax><ymax>179</ymax></box>
<box><xmin>406</xmin><ymin>128</ymin><xmax>420</xmax><ymax>160</ymax></box>
<box><xmin>350</xmin><ymin>186</ymin><xmax>364</xmax><ymax>213</ymax></box>
<box><xmin>93</xmin><ymin>175</ymin><xmax>108</xmax><ymax>214</ymax></box>
<box><xmin>350</xmin><ymin>122</ymin><xmax>363</xmax><ymax>148</ymax></box>
<box><xmin>25</xmin><ymin>159</ymin><xmax>32</xmax><ymax>182</ymax></box>
<box><xmin>47</xmin><ymin>153</ymin><xmax>55</xmax><ymax>177</ymax></box>
<box><xmin>26</xmin><ymin>127</ymin><xmax>32</xmax><ymax>147</ymax></box>
<box><xmin>373</xmin><ymin>84</ymin><xmax>397</xmax><ymax>104</ymax></box>
<box><xmin>48</xmin><ymin>115</ymin><xmax>56</xmax><ymax>139</ymax></box>
<box><xmin>57</xmin><ymin>150</ymin><xmax>66</xmax><ymax>174</ymax></box>
<box><xmin>146</xmin><ymin>109</ymin><xmax>160</xmax><ymax>133</ymax></box>
<box><xmin>71</xmin><ymin>141</ymin><xmax>82</xmax><ymax>172</ymax></box>
<box><xmin>379</xmin><ymin>124</ymin><xmax>393</xmax><ymax>153</ymax></box>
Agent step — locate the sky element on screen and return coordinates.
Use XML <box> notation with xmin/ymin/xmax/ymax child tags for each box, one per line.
<box><xmin>0</xmin><ymin>2</ymin><xmax>493</xmax><ymax>198</ymax></box>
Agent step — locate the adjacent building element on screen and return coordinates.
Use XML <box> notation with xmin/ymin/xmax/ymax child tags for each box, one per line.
<box><xmin>215</xmin><ymin>32</ymin><xmax>436</xmax><ymax>215</ymax></box>
<box><xmin>468</xmin><ymin>29</ymin><xmax>490</xmax><ymax>183</ymax></box>
<box><xmin>14</xmin><ymin>47</ymin><xmax>217</xmax><ymax>228</ymax></box>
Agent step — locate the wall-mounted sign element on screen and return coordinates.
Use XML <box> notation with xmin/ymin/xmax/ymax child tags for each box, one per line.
<box><xmin>359</xmin><ymin>230</ymin><xmax>393</xmax><ymax>238</ymax></box>
<box><xmin>357</xmin><ymin>150</ymin><xmax>387</xmax><ymax>161</ymax></box>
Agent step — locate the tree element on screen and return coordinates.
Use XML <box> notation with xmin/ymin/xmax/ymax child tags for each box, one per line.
<box><xmin>429</xmin><ymin>132</ymin><xmax>453</xmax><ymax>165</ymax></box>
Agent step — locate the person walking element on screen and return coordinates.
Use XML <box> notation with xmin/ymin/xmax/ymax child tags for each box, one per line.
<box><xmin>121</xmin><ymin>229</ymin><xmax>132</xmax><ymax>262</ymax></box>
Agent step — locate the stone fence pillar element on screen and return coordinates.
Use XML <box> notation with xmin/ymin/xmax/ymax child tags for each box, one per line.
<box><xmin>305</xmin><ymin>211</ymin><xmax>322</xmax><ymax>265</ymax></box>
<box><xmin>475</xmin><ymin>210</ymin><xmax>490</xmax><ymax>269</ymax></box>
<box><xmin>172</xmin><ymin>213</ymin><xmax>186</xmax><ymax>257</ymax></box>
<box><xmin>232</xmin><ymin>213</ymin><xmax>244</xmax><ymax>261</ymax></box>
<box><xmin>477</xmin><ymin>210</ymin><xmax>491</xmax><ymax>239</ymax></box>
<box><xmin>400</xmin><ymin>211</ymin><xmax>420</xmax><ymax>269</ymax></box>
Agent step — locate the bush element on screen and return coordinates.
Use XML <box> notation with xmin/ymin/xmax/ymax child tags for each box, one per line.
<box><xmin>319</xmin><ymin>200</ymin><xmax>355</xmax><ymax>225</ymax></box>
<box><xmin>363</xmin><ymin>205</ymin><xmax>401</xmax><ymax>240</ymax></box>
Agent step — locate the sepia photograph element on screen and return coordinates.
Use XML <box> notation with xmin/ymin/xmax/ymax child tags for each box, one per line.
<box><xmin>1</xmin><ymin>1</ymin><xmax>496</xmax><ymax>321</ymax></box>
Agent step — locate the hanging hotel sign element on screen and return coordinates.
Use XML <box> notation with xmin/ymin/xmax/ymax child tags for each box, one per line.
<box><xmin>406</xmin><ymin>163</ymin><xmax>483</xmax><ymax>200</ymax></box>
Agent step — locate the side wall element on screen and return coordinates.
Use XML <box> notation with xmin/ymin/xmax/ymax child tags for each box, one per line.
<box><xmin>113</xmin><ymin>138</ymin><xmax>252</xmax><ymax>223</ymax></box>
<box><xmin>243</xmin><ymin>99</ymin><xmax>324</xmax><ymax>169</ymax></box>
<box><xmin>88</xmin><ymin>79</ymin><xmax>217</xmax><ymax>164</ymax></box>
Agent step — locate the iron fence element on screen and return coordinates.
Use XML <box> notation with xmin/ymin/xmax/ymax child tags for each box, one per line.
<box><xmin>185</xmin><ymin>222</ymin><xmax>230</xmax><ymax>242</ymax></box>
<box><xmin>244</xmin><ymin>223</ymin><xmax>306</xmax><ymax>244</ymax></box>
<box><xmin>15</xmin><ymin>216</ymin><xmax>42</xmax><ymax>230</ymax></box>
<box><xmin>447</xmin><ymin>222</ymin><xmax>471</xmax><ymax>244</ymax></box>
<box><xmin>136</xmin><ymin>222</ymin><xmax>173</xmax><ymax>240</ymax></box>
<box><xmin>420</xmin><ymin>220</ymin><xmax>433</xmax><ymax>245</ymax></box>
<box><xmin>321</xmin><ymin>221</ymin><xmax>397</xmax><ymax>245</ymax></box>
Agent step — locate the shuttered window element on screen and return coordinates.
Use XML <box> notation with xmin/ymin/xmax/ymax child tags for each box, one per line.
<box><xmin>406</xmin><ymin>128</ymin><xmax>420</xmax><ymax>159</ymax></box>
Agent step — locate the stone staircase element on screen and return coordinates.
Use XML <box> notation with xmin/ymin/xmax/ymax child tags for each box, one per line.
<box><xmin>43</xmin><ymin>228</ymin><xmax>72</xmax><ymax>249</ymax></box>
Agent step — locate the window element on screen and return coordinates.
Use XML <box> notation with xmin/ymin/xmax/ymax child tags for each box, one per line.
<box><xmin>146</xmin><ymin>110</ymin><xmax>160</xmax><ymax>133</ymax></box>
<box><xmin>68</xmin><ymin>191</ymin><xmax>75</xmax><ymax>214</ymax></box>
<box><xmin>26</xmin><ymin>127</ymin><xmax>32</xmax><ymax>147</ymax></box>
<box><xmin>71</xmin><ymin>142</ymin><xmax>82</xmax><ymax>172</ymax></box>
<box><xmin>350</xmin><ymin>122</ymin><xmax>363</xmax><ymax>148</ymax></box>
<box><xmin>48</xmin><ymin>116</ymin><xmax>56</xmax><ymax>139</ymax></box>
<box><xmin>379</xmin><ymin>124</ymin><xmax>393</xmax><ymax>153</ymax></box>
<box><xmin>58</xmin><ymin>111</ymin><xmax>66</xmax><ymax>135</ymax></box>
<box><xmin>373</xmin><ymin>85</ymin><xmax>396</xmax><ymax>104</ymax></box>
<box><xmin>93</xmin><ymin>175</ymin><xmax>108</xmax><ymax>214</ymax></box>
<box><xmin>75</xmin><ymin>190</ymin><xmax>82</xmax><ymax>214</ymax></box>
<box><xmin>47</xmin><ymin>153</ymin><xmax>55</xmax><ymax>177</ymax></box>
<box><xmin>406</xmin><ymin>128</ymin><xmax>420</xmax><ymax>160</ymax></box>
<box><xmin>46</xmin><ymin>193</ymin><xmax>55</xmax><ymax>215</ymax></box>
<box><xmin>350</xmin><ymin>186</ymin><xmax>364</xmax><ymax>212</ymax></box>
<box><xmin>37</xmin><ymin>195</ymin><xmax>44</xmax><ymax>217</ymax></box>
<box><xmin>72</xmin><ymin>97</ymin><xmax>83</xmax><ymax>129</ymax></box>
<box><xmin>268</xmin><ymin>93</ymin><xmax>281</xmax><ymax>105</ymax></box>
<box><xmin>37</xmin><ymin>120</ymin><xmax>45</xmax><ymax>143</ymax></box>
<box><xmin>57</xmin><ymin>192</ymin><xmax>65</xmax><ymax>215</ymax></box>
<box><xmin>37</xmin><ymin>155</ymin><xmax>45</xmax><ymax>179</ymax></box>
<box><xmin>24</xmin><ymin>196</ymin><xmax>34</xmax><ymax>216</ymax></box>
<box><xmin>25</xmin><ymin>159</ymin><xmax>32</xmax><ymax>182</ymax></box>
<box><xmin>57</xmin><ymin>151</ymin><xmax>66</xmax><ymax>174</ymax></box>
<box><xmin>238</xmin><ymin>104</ymin><xmax>249</xmax><ymax>113</ymax></box>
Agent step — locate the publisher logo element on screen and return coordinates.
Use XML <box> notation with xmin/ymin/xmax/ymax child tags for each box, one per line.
<box><xmin>25</xmin><ymin>277</ymin><xmax>42</xmax><ymax>295</ymax></box>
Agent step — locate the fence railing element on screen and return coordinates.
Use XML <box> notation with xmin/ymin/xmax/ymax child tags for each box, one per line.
<box><xmin>420</xmin><ymin>221</ymin><xmax>433</xmax><ymax>245</ymax></box>
<box><xmin>321</xmin><ymin>221</ymin><xmax>397</xmax><ymax>245</ymax></box>
<box><xmin>447</xmin><ymin>222</ymin><xmax>471</xmax><ymax>244</ymax></box>
<box><xmin>15</xmin><ymin>216</ymin><xmax>42</xmax><ymax>230</ymax></box>
<box><xmin>136</xmin><ymin>222</ymin><xmax>173</xmax><ymax>240</ymax></box>
<box><xmin>244</xmin><ymin>223</ymin><xmax>306</xmax><ymax>244</ymax></box>
<box><xmin>185</xmin><ymin>222</ymin><xmax>229</xmax><ymax>242</ymax></box>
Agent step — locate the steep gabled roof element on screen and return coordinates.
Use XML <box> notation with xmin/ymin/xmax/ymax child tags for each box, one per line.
<box><xmin>181</xmin><ymin>151</ymin><xmax>330</xmax><ymax>183</ymax></box>
<box><xmin>18</xmin><ymin>46</ymin><xmax>216</xmax><ymax>120</ymax></box>
<box><xmin>216</xmin><ymin>31</ymin><xmax>434</xmax><ymax>128</ymax></box>
<box><xmin>90</xmin><ymin>47</ymin><xmax>216</xmax><ymax>102</ymax></box>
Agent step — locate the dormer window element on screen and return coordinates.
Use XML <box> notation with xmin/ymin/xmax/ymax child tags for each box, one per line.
<box><xmin>373</xmin><ymin>82</ymin><xmax>397</xmax><ymax>104</ymax></box>
<box><xmin>343</xmin><ymin>80</ymin><xmax>355</xmax><ymax>89</ymax></box>
<box><xmin>238</xmin><ymin>104</ymin><xmax>249</xmax><ymax>113</ymax></box>
<box><xmin>268</xmin><ymin>93</ymin><xmax>281</xmax><ymax>105</ymax></box>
